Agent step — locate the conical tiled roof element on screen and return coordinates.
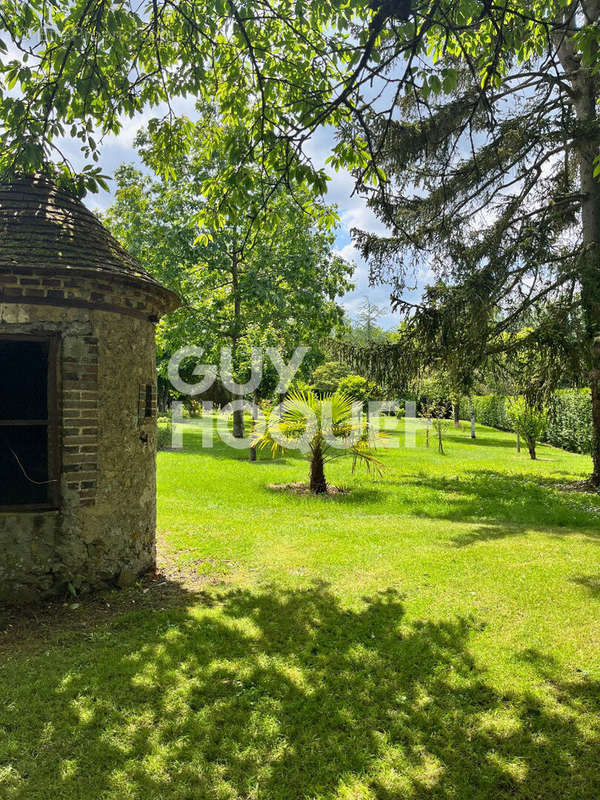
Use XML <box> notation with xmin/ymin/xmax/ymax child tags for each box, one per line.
<box><xmin>0</xmin><ymin>176</ymin><xmax>179</xmax><ymax>314</ymax></box>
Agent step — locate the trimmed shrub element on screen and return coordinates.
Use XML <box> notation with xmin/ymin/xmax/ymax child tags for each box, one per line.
<box><xmin>336</xmin><ymin>374</ymin><xmax>382</xmax><ymax>410</ymax></box>
<box><xmin>471</xmin><ymin>395</ymin><xmax>512</xmax><ymax>430</ymax></box>
<box><xmin>287</xmin><ymin>378</ymin><xmax>313</xmax><ymax>397</ymax></box>
<box><xmin>545</xmin><ymin>389</ymin><xmax>593</xmax><ymax>454</ymax></box>
<box><xmin>463</xmin><ymin>389</ymin><xmax>593</xmax><ymax>454</ymax></box>
<box><xmin>311</xmin><ymin>361</ymin><xmax>350</xmax><ymax>394</ymax></box>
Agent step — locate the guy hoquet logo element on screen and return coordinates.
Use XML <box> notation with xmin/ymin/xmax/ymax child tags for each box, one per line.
<box><xmin>167</xmin><ymin>346</ymin><xmax>425</xmax><ymax>451</ymax></box>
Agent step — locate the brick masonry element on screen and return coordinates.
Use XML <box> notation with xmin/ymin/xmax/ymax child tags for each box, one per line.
<box><xmin>62</xmin><ymin>332</ymin><xmax>99</xmax><ymax>507</ymax></box>
<box><xmin>0</xmin><ymin>267</ymin><xmax>175</xmax><ymax>321</ymax></box>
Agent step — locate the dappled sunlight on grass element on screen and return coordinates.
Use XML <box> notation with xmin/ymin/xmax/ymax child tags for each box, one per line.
<box><xmin>1</xmin><ymin>585</ymin><xmax>599</xmax><ymax>799</ymax></box>
<box><xmin>1</xmin><ymin>419</ymin><xmax>599</xmax><ymax>798</ymax></box>
<box><xmin>397</xmin><ymin>468</ymin><xmax>600</xmax><ymax>535</ymax></box>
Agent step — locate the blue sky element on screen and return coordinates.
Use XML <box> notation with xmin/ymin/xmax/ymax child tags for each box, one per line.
<box><xmin>63</xmin><ymin>106</ymin><xmax>428</xmax><ymax>331</ymax></box>
<box><xmin>3</xmin><ymin>34</ymin><xmax>432</xmax><ymax>331</ymax></box>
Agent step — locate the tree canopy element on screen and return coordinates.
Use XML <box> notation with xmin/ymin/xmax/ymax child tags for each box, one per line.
<box><xmin>343</xmin><ymin>2</ymin><xmax>600</xmax><ymax>483</ymax></box>
<box><xmin>103</xmin><ymin>119</ymin><xmax>353</xmax><ymax>417</ymax></box>
<box><xmin>2</xmin><ymin>0</ymin><xmax>600</xmax><ymax>481</ymax></box>
<box><xmin>1</xmin><ymin>2</ymin><xmax>593</xmax><ymax>199</ymax></box>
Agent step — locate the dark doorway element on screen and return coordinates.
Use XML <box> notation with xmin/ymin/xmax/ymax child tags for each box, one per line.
<box><xmin>0</xmin><ymin>338</ymin><xmax>58</xmax><ymax>508</ymax></box>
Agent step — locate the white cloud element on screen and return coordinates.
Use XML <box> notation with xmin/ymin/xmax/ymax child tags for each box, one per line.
<box><xmin>21</xmin><ymin>92</ymin><xmax>424</xmax><ymax>325</ymax></box>
<box><xmin>334</xmin><ymin>243</ymin><xmax>356</xmax><ymax>262</ymax></box>
<box><xmin>334</xmin><ymin>237</ymin><xmax>401</xmax><ymax>329</ymax></box>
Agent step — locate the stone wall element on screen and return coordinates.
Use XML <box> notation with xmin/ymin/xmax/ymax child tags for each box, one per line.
<box><xmin>0</xmin><ymin>301</ymin><xmax>159</xmax><ymax>604</ymax></box>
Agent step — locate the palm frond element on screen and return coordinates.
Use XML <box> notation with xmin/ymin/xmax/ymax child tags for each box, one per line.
<box><xmin>251</xmin><ymin>388</ymin><xmax>386</xmax><ymax>481</ymax></box>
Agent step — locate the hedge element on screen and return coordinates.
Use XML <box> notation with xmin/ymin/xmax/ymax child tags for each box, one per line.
<box><xmin>459</xmin><ymin>389</ymin><xmax>593</xmax><ymax>454</ymax></box>
<box><xmin>471</xmin><ymin>395</ymin><xmax>512</xmax><ymax>431</ymax></box>
<box><xmin>545</xmin><ymin>389</ymin><xmax>593</xmax><ymax>454</ymax></box>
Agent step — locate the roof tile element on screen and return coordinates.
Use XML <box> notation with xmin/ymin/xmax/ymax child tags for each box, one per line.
<box><xmin>0</xmin><ymin>176</ymin><xmax>179</xmax><ymax>313</ymax></box>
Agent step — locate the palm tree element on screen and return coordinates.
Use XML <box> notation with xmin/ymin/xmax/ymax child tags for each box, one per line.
<box><xmin>253</xmin><ymin>390</ymin><xmax>384</xmax><ymax>494</ymax></box>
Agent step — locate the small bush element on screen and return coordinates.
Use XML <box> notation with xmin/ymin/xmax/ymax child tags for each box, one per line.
<box><xmin>182</xmin><ymin>399</ymin><xmax>205</xmax><ymax>418</ymax></box>
<box><xmin>377</xmin><ymin>400</ymin><xmax>401</xmax><ymax>416</ymax></box>
<box><xmin>506</xmin><ymin>397</ymin><xmax>548</xmax><ymax>460</ymax></box>
<box><xmin>311</xmin><ymin>361</ymin><xmax>350</xmax><ymax>394</ymax></box>
<box><xmin>157</xmin><ymin>421</ymin><xmax>173</xmax><ymax>451</ymax></box>
<box><xmin>336</xmin><ymin>374</ymin><xmax>382</xmax><ymax>410</ymax></box>
<box><xmin>286</xmin><ymin>378</ymin><xmax>313</xmax><ymax>398</ymax></box>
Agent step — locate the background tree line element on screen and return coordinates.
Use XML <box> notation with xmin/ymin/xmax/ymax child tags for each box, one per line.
<box><xmin>2</xmin><ymin>0</ymin><xmax>600</xmax><ymax>482</ymax></box>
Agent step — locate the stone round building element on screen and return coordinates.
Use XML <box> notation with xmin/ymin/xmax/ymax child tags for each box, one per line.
<box><xmin>0</xmin><ymin>176</ymin><xmax>179</xmax><ymax>604</ymax></box>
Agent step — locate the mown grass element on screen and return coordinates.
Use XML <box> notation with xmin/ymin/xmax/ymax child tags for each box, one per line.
<box><xmin>1</xmin><ymin>418</ymin><xmax>599</xmax><ymax>799</ymax></box>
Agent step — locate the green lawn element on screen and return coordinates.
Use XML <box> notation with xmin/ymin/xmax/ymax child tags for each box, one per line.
<box><xmin>1</xmin><ymin>419</ymin><xmax>600</xmax><ymax>799</ymax></box>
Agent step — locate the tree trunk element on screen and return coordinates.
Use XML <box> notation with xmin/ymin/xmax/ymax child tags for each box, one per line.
<box><xmin>230</xmin><ymin>251</ymin><xmax>245</xmax><ymax>439</ymax></box>
<box><xmin>592</xmin><ymin>346</ymin><xmax>600</xmax><ymax>485</ymax></box>
<box><xmin>528</xmin><ymin>443</ymin><xmax>537</xmax><ymax>461</ymax></box>
<box><xmin>309</xmin><ymin>443</ymin><xmax>327</xmax><ymax>494</ymax></box>
<box><xmin>556</xmin><ymin>4</ymin><xmax>600</xmax><ymax>483</ymax></box>
<box><xmin>249</xmin><ymin>389</ymin><xmax>259</xmax><ymax>462</ymax></box>
<box><xmin>516</xmin><ymin>431</ymin><xmax>521</xmax><ymax>453</ymax></box>
<box><xmin>232</xmin><ymin>406</ymin><xmax>245</xmax><ymax>438</ymax></box>
<box><xmin>469</xmin><ymin>396</ymin><xmax>476</xmax><ymax>439</ymax></box>
<box><xmin>577</xmin><ymin>97</ymin><xmax>600</xmax><ymax>483</ymax></box>
<box><xmin>453</xmin><ymin>399</ymin><xmax>460</xmax><ymax>428</ymax></box>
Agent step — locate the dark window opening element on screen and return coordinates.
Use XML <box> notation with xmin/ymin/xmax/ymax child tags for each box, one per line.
<box><xmin>144</xmin><ymin>383</ymin><xmax>154</xmax><ymax>419</ymax></box>
<box><xmin>0</xmin><ymin>338</ymin><xmax>58</xmax><ymax>509</ymax></box>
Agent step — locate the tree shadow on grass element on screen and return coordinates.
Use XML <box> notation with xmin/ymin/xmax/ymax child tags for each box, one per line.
<box><xmin>452</xmin><ymin>433</ymin><xmax>573</xmax><ymax>458</ymax></box>
<box><xmin>1</xmin><ymin>583</ymin><xmax>599</xmax><ymax>799</ymax></box>
<box><xmin>569</xmin><ymin>574</ymin><xmax>600</xmax><ymax>598</ymax></box>
<box><xmin>452</xmin><ymin>434</ymin><xmax>519</xmax><ymax>450</ymax></box>
<box><xmin>450</xmin><ymin>524</ymin><xmax>529</xmax><ymax>548</ymax></box>
<box><xmin>171</xmin><ymin>441</ymin><xmax>308</xmax><ymax>466</ymax></box>
<box><xmin>164</xmin><ymin>443</ymin><xmax>303</xmax><ymax>464</ymax></box>
<box><xmin>169</xmin><ymin>420</ymin><xmax>311</xmax><ymax>466</ymax></box>
<box><xmin>324</xmin><ymin>486</ymin><xmax>383</xmax><ymax>505</ymax></box>
<box><xmin>261</xmin><ymin>483</ymin><xmax>383</xmax><ymax>505</ymax></box>
<box><xmin>396</xmin><ymin>469</ymin><xmax>600</xmax><ymax>543</ymax></box>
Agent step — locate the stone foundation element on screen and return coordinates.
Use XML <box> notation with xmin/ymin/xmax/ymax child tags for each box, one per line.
<box><xmin>0</xmin><ymin>303</ymin><xmax>160</xmax><ymax>604</ymax></box>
